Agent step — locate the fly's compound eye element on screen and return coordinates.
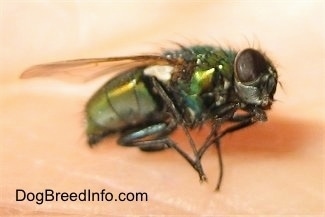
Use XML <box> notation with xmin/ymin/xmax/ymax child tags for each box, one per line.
<box><xmin>234</xmin><ymin>49</ymin><xmax>267</xmax><ymax>83</ymax></box>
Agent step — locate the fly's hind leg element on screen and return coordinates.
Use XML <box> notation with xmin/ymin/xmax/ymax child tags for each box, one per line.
<box><xmin>117</xmin><ymin>118</ymin><xmax>177</xmax><ymax>151</ymax></box>
<box><xmin>133</xmin><ymin>137</ymin><xmax>207</xmax><ymax>182</ymax></box>
<box><xmin>117</xmin><ymin>119</ymin><xmax>207</xmax><ymax>181</ymax></box>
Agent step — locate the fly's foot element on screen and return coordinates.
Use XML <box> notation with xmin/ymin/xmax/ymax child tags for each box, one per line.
<box><xmin>199</xmin><ymin>174</ymin><xmax>207</xmax><ymax>183</ymax></box>
<box><xmin>194</xmin><ymin>160</ymin><xmax>207</xmax><ymax>183</ymax></box>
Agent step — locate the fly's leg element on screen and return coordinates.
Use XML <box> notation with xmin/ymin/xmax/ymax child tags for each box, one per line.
<box><xmin>195</xmin><ymin>119</ymin><xmax>253</xmax><ymax>191</ymax></box>
<box><xmin>196</xmin><ymin>105</ymin><xmax>267</xmax><ymax>190</ymax></box>
<box><xmin>198</xmin><ymin>105</ymin><xmax>267</xmax><ymax>158</ymax></box>
<box><xmin>118</xmin><ymin>118</ymin><xmax>177</xmax><ymax>151</ymax></box>
<box><xmin>150</xmin><ymin>78</ymin><xmax>199</xmax><ymax>155</ymax></box>
<box><xmin>118</xmin><ymin>125</ymin><xmax>207</xmax><ymax>180</ymax></box>
<box><xmin>120</xmin><ymin>76</ymin><xmax>208</xmax><ymax>182</ymax></box>
<box><xmin>197</xmin><ymin>102</ymin><xmax>240</xmax><ymax>159</ymax></box>
<box><xmin>214</xmin><ymin>138</ymin><xmax>223</xmax><ymax>191</ymax></box>
<box><xmin>149</xmin><ymin>77</ymin><xmax>207</xmax><ymax>181</ymax></box>
<box><xmin>193</xmin><ymin>121</ymin><xmax>223</xmax><ymax>190</ymax></box>
<box><xmin>214</xmin><ymin>113</ymin><xmax>261</xmax><ymax>190</ymax></box>
<box><xmin>133</xmin><ymin>138</ymin><xmax>207</xmax><ymax>181</ymax></box>
<box><xmin>218</xmin><ymin>106</ymin><xmax>267</xmax><ymax>139</ymax></box>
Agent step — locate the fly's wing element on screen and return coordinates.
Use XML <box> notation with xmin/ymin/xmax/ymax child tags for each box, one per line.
<box><xmin>20</xmin><ymin>56</ymin><xmax>175</xmax><ymax>83</ymax></box>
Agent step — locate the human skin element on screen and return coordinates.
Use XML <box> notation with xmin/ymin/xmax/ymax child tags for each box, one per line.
<box><xmin>0</xmin><ymin>1</ymin><xmax>324</xmax><ymax>215</ymax></box>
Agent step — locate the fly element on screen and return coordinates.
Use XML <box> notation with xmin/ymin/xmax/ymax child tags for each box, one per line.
<box><xmin>21</xmin><ymin>45</ymin><xmax>278</xmax><ymax>190</ymax></box>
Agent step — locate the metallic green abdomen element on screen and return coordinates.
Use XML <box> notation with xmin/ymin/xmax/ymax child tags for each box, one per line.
<box><xmin>86</xmin><ymin>69</ymin><xmax>158</xmax><ymax>144</ymax></box>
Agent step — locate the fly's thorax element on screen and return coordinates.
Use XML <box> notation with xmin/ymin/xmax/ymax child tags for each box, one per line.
<box><xmin>233</xmin><ymin>48</ymin><xmax>278</xmax><ymax>108</ymax></box>
<box><xmin>190</xmin><ymin>46</ymin><xmax>237</xmax><ymax>107</ymax></box>
<box><xmin>187</xmin><ymin>50</ymin><xmax>237</xmax><ymax>110</ymax></box>
<box><xmin>154</xmin><ymin>46</ymin><xmax>239</xmax><ymax>126</ymax></box>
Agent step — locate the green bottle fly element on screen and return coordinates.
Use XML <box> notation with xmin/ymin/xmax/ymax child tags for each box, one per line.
<box><xmin>21</xmin><ymin>45</ymin><xmax>278</xmax><ymax>190</ymax></box>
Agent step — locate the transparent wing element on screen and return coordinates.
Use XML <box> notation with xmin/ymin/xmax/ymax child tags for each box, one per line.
<box><xmin>20</xmin><ymin>55</ymin><xmax>175</xmax><ymax>83</ymax></box>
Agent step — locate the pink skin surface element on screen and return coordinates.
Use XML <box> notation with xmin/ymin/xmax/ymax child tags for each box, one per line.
<box><xmin>1</xmin><ymin>1</ymin><xmax>324</xmax><ymax>215</ymax></box>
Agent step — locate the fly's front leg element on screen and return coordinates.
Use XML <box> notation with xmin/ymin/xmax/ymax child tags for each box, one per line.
<box><xmin>195</xmin><ymin>103</ymin><xmax>258</xmax><ymax>190</ymax></box>
<box><xmin>197</xmin><ymin>102</ymin><xmax>240</xmax><ymax>158</ymax></box>
<box><xmin>218</xmin><ymin>106</ymin><xmax>267</xmax><ymax>139</ymax></box>
<box><xmin>197</xmin><ymin>104</ymin><xmax>267</xmax><ymax>157</ymax></box>
<box><xmin>200</xmin><ymin>106</ymin><xmax>267</xmax><ymax>190</ymax></box>
<box><xmin>212</xmin><ymin>107</ymin><xmax>267</xmax><ymax>190</ymax></box>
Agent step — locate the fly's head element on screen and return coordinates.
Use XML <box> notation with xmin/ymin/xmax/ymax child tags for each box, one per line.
<box><xmin>234</xmin><ymin>48</ymin><xmax>278</xmax><ymax>110</ymax></box>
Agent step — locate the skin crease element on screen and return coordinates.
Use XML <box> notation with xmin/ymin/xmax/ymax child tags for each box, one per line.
<box><xmin>0</xmin><ymin>1</ymin><xmax>324</xmax><ymax>215</ymax></box>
